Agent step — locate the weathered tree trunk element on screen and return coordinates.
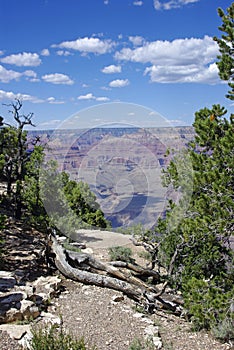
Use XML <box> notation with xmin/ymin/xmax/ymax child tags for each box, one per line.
<box><xmin>50</xmin><ymin>236</ymin><xmax>183</xmax><ymax>315</ymax></box>
<box><xmin>51</xmin><ymin>236</ymin><xmax>142</xmax><ymax>301</ymax></box>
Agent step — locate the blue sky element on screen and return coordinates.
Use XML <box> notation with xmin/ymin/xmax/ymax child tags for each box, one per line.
<box><xmin>0</xmin><ymin>0</ymin><xmax>233</xmax><ymax>129</ymax></box>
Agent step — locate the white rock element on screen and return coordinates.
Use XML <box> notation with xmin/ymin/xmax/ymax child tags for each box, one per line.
<box><xmin>82</xmin><ymin>248</ymin><xmax>93</xmax><ymax>254</ymax></box>
<box><xmin>0</xmin><ymin>324</ymin><xmax>30</xmax><ymax>340</ymax></box>
<box><xmin>40</xmin><ymin>311</ymin><xmax>62</xmax><ymax>325</ymax></box>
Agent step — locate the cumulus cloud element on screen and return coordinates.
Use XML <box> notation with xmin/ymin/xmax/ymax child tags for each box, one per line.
<box><xmin>96</xmin><ymin>96</ymin><xmax>109</xmax><ymax>101</ymax></box>
<box><xmin>153</xmin><ymin>0</ymin><xmax>199</xmax><ymax>10</ymax></box>
<box><xmin>78</xmin><ymin>93</ymin><xmax>109</xmax><ymax>101</ymax></box>
<box><xmin>133</xmin><ymin>1</ymin><xmax>143</xmax><ymax>5</ymax></box>
<box><xmin>1</xmin><ymin>52</ymin><xmax>41</xmax><ymax>66</ymax></box>
<box><xmin>42</xmin><ymin>73</ymin><xmax>74</xmax><ymax>85</ymax></box>
<box><xmin>54</xmin><ymin>37</ymin><xmax>114</xmax><ymax>54</ymax></box>
<box><xmin>78</xmin><ymin>93</ymin><xmax>95</xmax><ymax>100</ymax></box>
<box><xmin>129</xmin><ymin>36</ymin><xmax>145</xmax><ymax>47</ymax></box>
<box><xmin>23</xmin><ymin>70</ymin><xmax>40</xmax><ymax>82</ymax></box>
<box><xmin>56</xmin><ymin>50</ymin><xmax>72</xmax><ymax>56</ymax></box>
<box><xmin>0</xmin><ymin>65</ymin><xmax>39</xmax><ymax>83</ymax></box>
<box><xmin>115</xmin><ymin>36</ymin><xmax>220</xmax><ymax>84</ymax></box>
<box><xmin>101</xmin><ymin>64</ymin><xmax>121</xmax><ymax>74</ymax></box>
<box><xmin>109</xmin><ymin>79</ymin><xmax>130</xmax><ymax>87</ymax></box>
<box><xmin>47</xmin><ymin>97</ymin><xmax>65</xmax><ymax>104</ymax></box>
<box><xmin>0</xmin><ymin>65</ymin><xmax>22</xmax><ymax>82</ymax></box>
<box><xmin>144</xmin><ymin>62</ymin><xmax>219</xmax><ymax>84</ymax></box>
<box><xmin>41</xmin><ymin>49</ymin><xmax>50</xmax><ymax>56</ymax></box>
<box><xmin>0</xmin><ymin>89</ymin><xmax>43</xmax><ymax>103</ymax></box>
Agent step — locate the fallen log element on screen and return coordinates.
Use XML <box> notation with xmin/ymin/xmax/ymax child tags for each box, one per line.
<box><xmin>50</xmin><ymin>235</ymin><xmax>183</xmax><ymax>315</ymax></box>
<box><xmin>51</xmin><ymin>236</ymin><xmax>142</xmax><ymax>301</ymax></box>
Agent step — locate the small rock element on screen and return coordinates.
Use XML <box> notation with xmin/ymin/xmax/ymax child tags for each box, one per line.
<box><xmin>82</xmin><ymin>248</ymin><xmax>93</xmax><ymax>254</ymax></box>
<box><xmin>40</xmin><ymin>311</ymin><xmax>62</xmax><ymax>325</ymax></box>
<box><xmin>0</xmin><ymin>271</ymin><xmax>16</xmax><ymax>292</ymax></box>
<box><xmin>112</xmin><ymin>294</ymin><xmax>124</xmax><ymax>302</ymax></box>
<box><xmin>0</xmin><ymin>324</ymin><xmax>31</xmax><ymax>340</ymax></box>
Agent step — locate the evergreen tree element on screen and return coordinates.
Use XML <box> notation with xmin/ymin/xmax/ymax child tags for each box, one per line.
<box><xmin>146</xmin><ymin>3</ymin><xmax>234</xmax><ymax>334</ymax></box>
<box><xmin>214</xmin><ymin>3</ymin><xmax>234</xmax><ymax>100</ymax></box>
<box><xmin>0</xmin><ymin>100</ymin><xmax>37</xmax><ymax>219</ymax></box>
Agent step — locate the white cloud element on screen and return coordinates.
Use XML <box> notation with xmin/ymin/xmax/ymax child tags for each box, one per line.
<box><xmin>23</xmin><ymin>70</ymin><xmax>40</xmax><ymax>82</ymax></box>
<box><xmin>0</xmin><ymin>89</ymin><xmax>43</xmax><ymax>103</ymax></box>
<box><xmin>115</xmin><ymin>36</ymin><xmax>220</xmax><ymax>84</ymax></box>
<box><xmin>102</xmin><ymin>64</ymin><xmax>121</xmax><ymax>74</ymax></box>
<box><xmin>47</xmin><ymin>97</ymin><xmax>65</xmax><ymax>104</ymax></box>
<box><xmin>133</xmin><ymin>1</ymin><xmax>143</xmax><ymax>5</ymax></box>
<box><xmin>41</xmin><ymin>49</ymin><xmax>50</xmax><ymax>56</ymax></box>
<box><xmin>129</xmin><ymin>36</ymin><xmax>144</xmax><ymax>47</ymax></box>
<box><xmin>144</xmin><ymin>62</ymin><xmax>219</xmax><ymax>84</ymax></box>
<box><xmin>0</xmin><ymin>66</ymin><xmax>39</xmax><ymax>83</ymax></box>
<box><xmin>0</xmin><ymin>51</ymin><xmax>4</xmax><ymax>56</ymax></box>
<box><xmin>96</xmin><ymin>96</ymin><xmax>110</xmax><ymax>101</ymax></box>
<box><xmin>104</xmin><ymin>0</ymin><xmax>109</xmax><ymax>4</ymax></box>
<box><xmin>0</xmin><ymin>65</ymin><xmax>22</xmax><ymax>82</ymax></box>
<box><xmin>56</xmin><ymin>50</ymin><xmax>72</xmax><ymax>56</ymax></box>
<box><xmin>109</xmin><ymin>79</ymin><xmax>130</xmax><ymax>87</ymax></box>
<box><xmin>78</xmin><ymin>93</ymin><xmax>109</xmax><ymax>101</ymax></box>
<box><xmin>1</xmin><ymin>52</ymin><xmax>41</xmax><ymax>66</ymax></box>
<box><xmin>55</xmin><ymin>37</ymin><xmax>114</xmax><ymax>54</ymax></box>
<box><xmin>42</xmin><ymin>73</ymin><xmax>74</xmax><ymax>85</ymax></box>
<box><xmin>153</xmin><ymin>0</ymin><xmax>199</xmax><ymax>10</ymax></box>
<box><xmin>78</xmin><ymin>93</ymin><xmax>95</xmax><ymax>100</ymax></box>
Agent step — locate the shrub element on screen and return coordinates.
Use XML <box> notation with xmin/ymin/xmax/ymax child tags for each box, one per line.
<box><xmin>30</xmin><ymin>324</ymin><xmax>97</xmax><ymax>350</ymax></box>
<box><xmin>108</xmin><ymin>246</ymin><xmax>133</xmax><ymax>262</ymax></box>
<box><xmin>183</xmin><ymin>277</ymin><xmax>234</xmax><ymax>337</ymax></box>
<box><xmin>211</xmin><ymin>317</ymin><xmax>234</xmax><ymax>342</ymax></box>
<box><xmin>128</xmin><ymin>337</ymin><xmax>155</xmax><ymax>350</ymax></box>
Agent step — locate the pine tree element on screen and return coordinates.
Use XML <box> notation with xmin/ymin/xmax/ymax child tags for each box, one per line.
<box><xmin>214</xmin><ymin>3</ymin><xmax>234</xmax><ymax>100</ymax></box>
<box><xmin>148</xmin><ymin>3</ymin><xmax>234</xmax><ymax>334</ymax></box>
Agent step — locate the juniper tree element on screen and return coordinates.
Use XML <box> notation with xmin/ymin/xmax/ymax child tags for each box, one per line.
<box><xmin>147</xmin><ymin>3</ymin><xmax>234</xmax><ymax>333</ymax></box>
<box><xmin>214</xmin><ymin>3</ymin><xmax>234</xmax><ymax>100</ymax></box>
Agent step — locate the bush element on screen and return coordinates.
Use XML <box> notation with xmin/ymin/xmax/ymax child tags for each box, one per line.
<box><xmin>128</xmin><ymin>337</ymin><xmax>155</xmax><ymax>350</ymax></box>
<box><xmin>211</xmin><ymin>317</ymin><xmax>234</xmax><ymax>342</ymax></box>
<box><xmin>30</xmin><ymin>324</ymin><xmax>97</xmax><ymax>350</ymax></box>
<box><xmin>183</xmin><ymin>277</ymin><xmax>234</xmax><ymax>336</ymax></box>
<box><xmin>108</xmin><ymin>246</ymin><xmax>133</xmax><ymax>263</ymax></box>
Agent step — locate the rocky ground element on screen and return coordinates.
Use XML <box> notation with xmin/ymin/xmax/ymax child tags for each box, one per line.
<box><xmin>0</xmin><ymin>222</ymin><xmax>233</xmax><ymax>350</ymax></box>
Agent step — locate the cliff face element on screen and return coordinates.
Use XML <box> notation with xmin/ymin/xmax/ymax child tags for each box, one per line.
<box><xmin>29</xmin><ymin>126</ymin><xmax>194</xmax><ymax>228</ymax></box>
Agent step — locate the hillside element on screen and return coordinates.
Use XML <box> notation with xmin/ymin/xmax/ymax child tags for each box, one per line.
<box><xmin>29</xmin><ymin>126</ymin><xmax>194</xmax><ymax>228</ymax></box>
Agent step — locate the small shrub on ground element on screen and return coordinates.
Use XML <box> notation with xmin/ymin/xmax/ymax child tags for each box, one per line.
<box><xmin>128</xmin><ymin>336</ymin><xmax>155</xmax><ymax>350</ymax></box>
<box><xmin>108</xmin><ymin>246</ymin><xmax>133</xmax><ymax>262</ymax></box>
<box><xmin>30</xmin><ymin>324</ymin><xmax>97</xmax><ymax>350</ymax></box>
<box><xmin>182</xmin><ymin>276</ymin><xmax>234</xmax><ymax>340</ymax></box>
<box><xmin>63</xmin><ymin>240</ymin><xmax>82</xmax><ymax>253</ymax></box>
<box><xmin>211</xmin><ymin>317</ymin><xmax>234</xmax><ymax>343</ymax></box>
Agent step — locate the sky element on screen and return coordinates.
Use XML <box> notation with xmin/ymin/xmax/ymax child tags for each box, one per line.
<box><xmin>0</xmin><ymin>0</ymin><xmax>233</xmax><ymax>129</ymax></box>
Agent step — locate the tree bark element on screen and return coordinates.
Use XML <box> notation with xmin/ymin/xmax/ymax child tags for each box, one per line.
<box><xmin>50</xmin><ymin>235</ymin><xmax>183</xmax><ymax>315</ymax></box>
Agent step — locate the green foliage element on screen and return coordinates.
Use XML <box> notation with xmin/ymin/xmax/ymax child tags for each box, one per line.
<box><xmin>211</xmin><ymin>317</ymin><xmax>234</xmax><ymax>342</ymax></box>
<box><xmin>23</xmin><ymin>145</ymin><xmax>48</xmax><ymax>230</ymax></box>
<box><xmin>31</xmin><ymin>324</ymin><xmax>96</xmax><ymax>350</ymax></box>
<box><xmin>128</xmin><ymin>337</ymin><xmax>155</xmax><ymax>350</ymax></box>
<box><xmin>144</xmin><ymin>5</ymin><xmax>234</xmax><ymax>333</ymax></box>
<box><xmin>40</xmin><ymin>162</ymin><xmax>110</xmax><ymax>235</ymax></box>
<box><xmin>108</xmin><ymin>246</ymin><xmax>133</xmax><ymax>262</ymax></box>
<box><xmin>183</xmin><ymin>277</ymin><xmax>234</xmax><ymax>331</ymax></box>
<box><xmin>214</xmin><ymin>3</ymin><xmax>234</xmax><ymax>100</ymax></box>
<box><xmin>63</xmin><ymin>240</ymin><xmax>81</xmax><ymax>253</ymax></box>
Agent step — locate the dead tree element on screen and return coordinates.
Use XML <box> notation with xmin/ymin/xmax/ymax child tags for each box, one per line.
<box><xmin>50</xmin><ymin>235</ymin><xmax>184</xmax><ymax>315</ymax></box>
